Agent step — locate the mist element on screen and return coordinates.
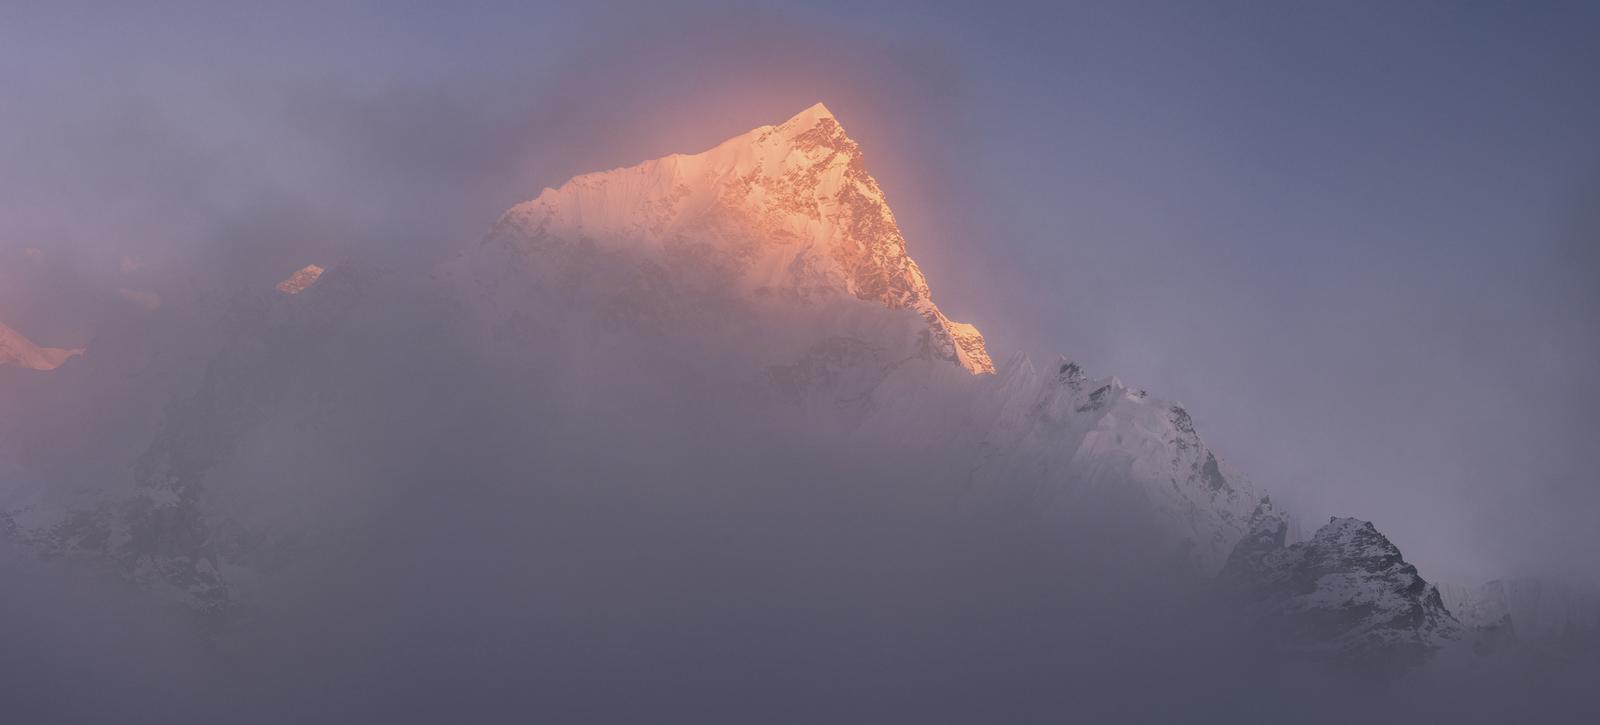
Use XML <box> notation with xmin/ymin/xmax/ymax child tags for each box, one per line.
<box><xmin>3</xmin><ymin>1</ymin><xmax>1599</xmax><ymax>721</ymax></box>
<box><xmin>6</xmin><ymin>259</ymin><xmax>1595</xmax><ymax>722</ymax></box>
<box><xmin>5</xmin><ymin>1</ymin><xmax>1597</xmax><ymax>587</ymax></box>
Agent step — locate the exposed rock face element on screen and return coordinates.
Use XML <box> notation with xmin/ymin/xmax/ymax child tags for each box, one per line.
<box><xmin>0</xmin><ymin>320</ymin><xmax>83</xmax><ymax>370</ymax></box>
<box><xmin>483</xmin><ymin>103</ymin><xmax>993</xmax><ymax>374</ymax></box>
<box><xmin>1220</xmin><ymin>503</ymin><xmax>1461</xmax><ymax>664</ymax></box>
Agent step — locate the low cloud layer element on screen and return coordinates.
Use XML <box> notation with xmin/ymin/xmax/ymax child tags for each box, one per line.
<box><xmin>5</xmin><ymin>262</ymin><xmax>1596</xmax><ymax>722</ymax></box>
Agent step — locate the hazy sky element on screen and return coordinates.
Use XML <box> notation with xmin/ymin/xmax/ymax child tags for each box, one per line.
<box><xmin>2</xmin><ymin>0</ymin><xmax>1597</xmax><ymax>586</ymax></box>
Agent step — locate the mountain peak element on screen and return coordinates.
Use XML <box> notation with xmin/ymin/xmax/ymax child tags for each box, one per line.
<box><xmin>491</xmin><ymin>103</ymin><xmax>994</xmax><ymax>374</ymax></box>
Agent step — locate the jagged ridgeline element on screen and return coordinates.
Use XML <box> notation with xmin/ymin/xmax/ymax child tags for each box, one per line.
<box><xmin>447</xmin><ymin>103</ymin><xmax>1268</xmax><ymax>571</ymax></box>
<box><xmin>1</xmin><ymin>105</ymin><xmax>1571</xmax><ymax>676</ymax></box>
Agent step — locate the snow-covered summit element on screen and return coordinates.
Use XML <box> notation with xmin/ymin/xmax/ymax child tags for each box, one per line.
<box><xmin>488</xmin><ymin>103</ymin><xmax>993</xmax><ymax>374</ymax></box>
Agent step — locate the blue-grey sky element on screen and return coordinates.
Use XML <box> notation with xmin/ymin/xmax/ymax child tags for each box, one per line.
<box><xmin>2</xmin><ymin>0</ymin><xmax>1597</xmax><ymax>586</ymax></box>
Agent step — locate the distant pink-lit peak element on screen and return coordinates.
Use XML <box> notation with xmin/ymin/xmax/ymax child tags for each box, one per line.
<box><xmin>276</xmin><ymin>264</ymin><xmax>325</xmax><ymax>295</ymax></box>
<box><xmin>0</xmin><ymin>320</ymin><xmax>83</xmax><ymax>371</ymax></box>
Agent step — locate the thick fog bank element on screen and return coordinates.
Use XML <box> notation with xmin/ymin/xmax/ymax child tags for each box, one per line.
<box><xmin>1</xmin><ymin>270</ymin><xmax>1596</xmax><ymax>723</ymax></box>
